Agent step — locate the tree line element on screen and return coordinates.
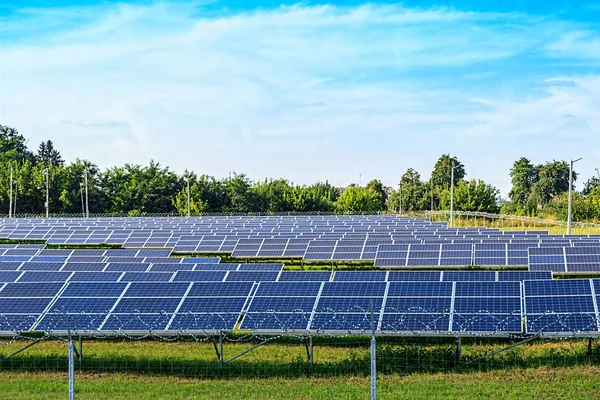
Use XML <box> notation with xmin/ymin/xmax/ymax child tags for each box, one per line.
<box><xmin>1</xmin><ymin>124</ymin><xmax>599</xmax><ymax>220</ymax></box>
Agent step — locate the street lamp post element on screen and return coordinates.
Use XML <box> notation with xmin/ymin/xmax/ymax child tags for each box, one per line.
<box><xmin>13</xmin><ymin>180</ymin><xmax>18</xmax><ymax>217</ymax></box>
<box><xmin>567</xmin><ymin>158</ymin><xmax>582</xmax><ymax>235</ymax></box>
<box><xmin>184</xmin><ymin>176</ymin><xmax>191</xmax><ymax>217</ymax></box>
<box><xmin>84</xmin><ymin>167</ymin><xmax>89</xmax><ymax>218</ymax></box>
<box><xmin>9</xmin><ymin>166</ymin><xmax>13</xmax><ymax>218</ymax></box>
<box><xmin>398</xmin><ymin>182</ymin><xmax>402</xmax><ymax>215</ymax></box>
<box><xmin>44</xmin><ymin>168</ymin><xmax>49</xmax><ymax>218</ymax></box>
<box><xmin>79</xmin><ymin>182</ymin><xmax>85</xmax><ymax>217</ymax></box>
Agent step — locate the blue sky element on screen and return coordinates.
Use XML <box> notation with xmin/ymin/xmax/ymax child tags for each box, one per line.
<box><xmin>1</xmin><ymin>1</ymin><xmax>599</xmax><ymax>196</ymax></box>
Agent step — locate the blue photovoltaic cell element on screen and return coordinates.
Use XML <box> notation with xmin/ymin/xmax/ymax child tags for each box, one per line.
<box><xmin>0</xmin><ymin>282</ymin><xmax>65</xmax><ymax>297</ymax></box>
<box><xmin>254</xmin><ymin>282</ymin><xmax>322</xmax><ymax>297</ymax></box>
<box><xmin>0</xmin><ymin>298</ymin><xmax>53</xmax><ymax>313</ymax></box>
<box><xmin>387</xmin><ymin>271</ymin><xmax>442</xmax><ymax>282</ymax></box>
<box><xmin>178</xmin><ymin>297</ymin><xmax>248</xmax><ymax>313</ymax></box>
<box><xmin>443</xmin><ymin>272</ymin><xmax>496</xmax><ymax>282</ymax></box>
<box><xmin>387</xmin><ymin>282</ymin><xmax>453</xmax><ymax>297</ymax></box>
<box><xmin>171</xmin><ymin>313</ymin><xmax>240</xmax><ymax>331</ymax></box>
<box><xmin>102</xmin><ymin>314</ymin><xmax>172</xmax><ymax>331</ymax></box>
<box><xmin>321</xmin><ymin>282</ymin><xmax>386</xmax><ymax>297</ymax></box>
<box><xmin>124</xmin><ymin>283</ymin><xmax>190</xmax><ymax>297</ymax></box>
<box><xmin>113</xmin><ymin>298</ymin><xmax>181</xmax><ymax>313</ymax></box>
<box><xmin>309</xmin><ymin>313</ymin><xmax>372</xmax><ymax>332</ymax></box>
<box><xmin>148</xmin><ymin>263</ymin><xmax>195</xmax><ymax>272</ymax></box>
<box><xmin>0</xmin><ymin>272</ymin><xmax>22</xmax><ymax>283</ymax></box>
<box><xmin>0</xmin><ymin>315</ymin><xmax>41</xmax><ymax>332</ymax></box>
<box><xmin>315</xmin><ymin>297</ymin><xmax>383</xmax><ymax>313</ymax></box>
<box><xmin>120</xmin><ymin>272</ymin><xmax>174</xmax><ymax>282</ymax></box>
<box><xmin>49</xmin><ymin>298</ymin><xmax>118</xmax><ymax>313</ymax></box>
<box><xmin>17</xmin><ymin>272</ymin><xmax>72</xmax><ymax>283</ymax></box>
<box><xmin>61</xmin><ymin>263</ymin><xmax>108</xmax><ymax>272</ymax></box>
<box><xmin>192</xmin><ymin>264</ymin><xmax>238</xmax><ymax>271</ymax></box>
<box><xmin>333</xmin><ymin>271</ymin><xmax>387</xmax><ymax>282</ymax></box>
<box><xmin>35</xmin><ymin>314</ymin><xmax>106</xmax><ymax>332</ymax></box>
<box><xmin>226</xmin><ymin>272</ymin><xmax>279</xmax><ymax>282</ymax></box>
<box><xmin>181</xmin><ymin>258</ymin><xmax>221</xmax><ymax>264</ymax></box>
<box><xmin>498</xmin><ymin>271</ymin><xmax>553</xmax><ymax>281</ymax></box>
<box><xmin>277</xmin><ymin>272</ymin><xmax>332</xmax><ymax>282</ymax></box>
<box><xmin>380</xmin><ymin>313</ymin><xmax>450</xmax><ymax>332</ymax></box>
<box><xmin>105</xmin><ymin>263</ymin><xmax>150</xmax><ymax>272</ymax></box>
<box><xmin>0</xmin><ymin>262</ymin><xmax>23</xmax><ymax>271</ymax></box>
<box><xmin>384</xmin><ymin>297</ymin><xmax>451</xmax><ymax>313</ymax></box>
<box><xmin>186</xmin><ymin>282</ymin><xmax>254</xmax><ymax>297</ymax></box>
<box><xmin>62</xmin><ymin>283</ymin><xmax>128</xmax><ymax>297</ymax></box>
<box><xmin>249</xmin><ymin>297</ymin><xmax>317</xmax><ymax>312</ymax></box>
<box><xmin>69</xmin><ymin>272</ymin><xmax>123</xmax><ymax>282</ymax></box>
<box><xmin>172</xmin><ymin>271</ymin><xmax>227</xmax><ymax>282</ymax></box>
<box><xmin>18</xmin><ymin>262</ymin><xmax>64</xmax><ymax>271</ymax></box>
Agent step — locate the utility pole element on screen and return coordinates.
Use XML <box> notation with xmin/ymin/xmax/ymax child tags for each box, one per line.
<box><xmin>567</xmin><ymin>158</ymin><xmax>582</xmax><ymax>235</ymax></box>
<box><xmin>45</xmin><ymin>167</ymin><xmax>49</xmax><ymax>218</ymax></box>
<box><xmin>13</xmin><ymin>180</ymin><xmax>18</xmax><ymax>217</ymax></box>
<box><xmin>450</xmin><ymin>161</ymin><xmax>455</xmax><ymax>228</ymax></box>
<box><xmin>80</xmin><ymin>182</ymin><xmax>85</xmax><ymax>217</ymax></box>
<box><xmin>596</xmin><ymin>168</ymin><xmax>600</xmax><ymax>180</ymax></box>
<box><xmin>184</xmin><ymin>176</ymin><xmax>191</xmax><ymax>217</ymax></box>
<box><xmin>9</xmin><ymin>165</ymin><xmax>13</xmax><ymax>218</ymax></box>
<box><xmin>398</xmin><ymin>182</ymin><xmax>402</xmax><ymax>215</ymax></box>
<box><xmin>84</xmin><ymin>167</ymin><xmax>89</xmax><ymax>218</ymax></box>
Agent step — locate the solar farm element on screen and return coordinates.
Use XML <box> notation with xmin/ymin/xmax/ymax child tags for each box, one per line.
<box><xmin>3</xmin><ymin>215</ymin><xmax>600</xmax><ymax>398</ymax></box>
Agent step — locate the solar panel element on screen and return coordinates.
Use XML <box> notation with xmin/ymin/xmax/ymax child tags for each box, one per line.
<box><xmin>524</xmin><ymin>280</ymin><xmax>600</xmax><ymax>335</ymax></box>
<box><xmin>277</xmin><ymin>271</ymin><xmax>332</xmax><ymax>282</ymax></box>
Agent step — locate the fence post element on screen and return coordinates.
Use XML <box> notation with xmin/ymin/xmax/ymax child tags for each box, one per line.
<box><xmin>68</xmin><ymin>339</ymin><xmax>75</xmax><ymax>400</ymax></box>
<box><xmin>370</xmin><ymin>300</ymin><xmax>377</xmax><ymax>400</ymax></box>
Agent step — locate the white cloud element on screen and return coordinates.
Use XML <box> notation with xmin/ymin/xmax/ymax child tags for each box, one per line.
<box><xmin>0</xmin><ymin>2</ymin><xmax>599</xmax><ymax>196</ymax></box>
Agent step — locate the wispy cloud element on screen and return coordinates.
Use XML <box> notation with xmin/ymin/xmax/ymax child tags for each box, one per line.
<box><xmin>0</xmin><ymin>2</ymin><xmax>599</xmax><ymax>193</ymax></box>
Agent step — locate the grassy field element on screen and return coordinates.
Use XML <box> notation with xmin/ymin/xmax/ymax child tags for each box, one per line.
<box><xmin>2</xmin><ymin>338</ymin><xmax>600</xmax><ymax>399</ymax></box>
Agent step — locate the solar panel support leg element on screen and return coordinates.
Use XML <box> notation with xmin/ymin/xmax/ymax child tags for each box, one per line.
<box><xmin>78</xmin><ymin>336</ymin><xmax>83</xmax><ymax>364</ymax></box>
<box><xmin>304</xmin><ymin>336</ymin><xmax>313</xmax><ymax>368</ymax></box>
<box><xmin>588</xmin><ymin>338</ymin><xmax>594</xmax><ymax>358</ymax></box>
<box><xmin>212</xmin><ymin>335</ymin><xmax>223</xmax><ymax>367</ymax></box>
<box><xmin>223</xmin><ymin>336</ymin><xmax>279</xmax><ymax>365</ymax></box>
<box><xmin>455</xmin><ymin>337</ymin><xmax>462</xmax><ymax>363</ymax></box>
<box><xmin>68</xmin><ymin>339</ymin><xmax>75</xmax><ymax>400</ymax></box>
<box><xmin>2</xmin><ymin>338</ymin><xmax>45</xmax><ymax>360</ymax></box>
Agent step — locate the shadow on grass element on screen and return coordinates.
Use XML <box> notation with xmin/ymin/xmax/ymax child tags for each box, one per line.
<box><xmin>1</xmin><ymin>337</ymin><xmax>600</xmax><ymax>379</ymax></box>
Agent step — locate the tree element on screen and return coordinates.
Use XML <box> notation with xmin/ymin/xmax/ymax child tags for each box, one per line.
<box><xmin>388</xmin><ymin>168</ymin><xmax>429</xmax><ymax>212</ymax></box>
<box><xmin>583</xmin><ymin>177</ymin><xmax>600</xmax><ymax>196</ymax></box>
<box><xmin>336</xmin><ymin>187</ymin><xmax>382</xmax><ymax>213</ymax></box>
<box><xmin>365</xmin><ymin>179</ymin><xmax>387</xmax><ymax>211</ymax></box>
<box><xmin>440</xmin><ymin>180</ymin><xmax>500</xmax><ymax>213</ymax></box>
<box><xmin>528</xmin><ymin>161</ymin><xmax>573</xmax><ymax>207</ymax></box>
<box><xmin>36</xmin><ymin>140</ymin><xmax>64</xmax><ymax>167</ymax></box>
<box><xmin>430</xmin><ymin>154</ymin><xmax>465</xmax><ymax>189</ymax></box>
<box><xmin>508</xmin><ymin>157</ymin><xmax>537</xmax><ymax>208</ymax></box>
<box><xmin>0</xmin><ymin>125</ymin><xmax>33</xmax><ymax>161</ymax></box>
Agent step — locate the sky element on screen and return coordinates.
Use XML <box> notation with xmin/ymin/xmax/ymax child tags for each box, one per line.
<box><xmin>1</xmin><ymin>1</ymin><xmax>599</xmax><ymax>197</ymax></box>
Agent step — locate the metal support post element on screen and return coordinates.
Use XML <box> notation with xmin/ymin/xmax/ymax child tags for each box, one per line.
<box><xmin>304</xmin><ymin>336</ymin><xmax>314</xmax><ymax>367</ymax></box>
<box><xmin>78</xmin><ymin>336</ymin><xmax>83</xmax><ymax>364</ymax></box>
<box><xmin>68</xmin><ymin>339</ymin><xmax>75</xmax><ymax>400</ymax></box>
<box><xmin>9</xmin><ymin>165</ymin><xmax>13</xmax><ymax>218</ymax></box>
<box><xmin>455</xmin><ymin>337</ymin><xmax>462</xmax><ymax>363</ymax></box>
<box><xmin>370</xmin><ymin>300</ymin><xmax>377</xmax><ymax>400</ymax></box>
<box><xmin>588</xmin><ymin>338</ymin><xmax>594</xmax><ymax>358</ymax></box>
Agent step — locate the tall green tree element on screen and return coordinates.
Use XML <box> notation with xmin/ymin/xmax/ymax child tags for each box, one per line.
<box><xmin>508</xmin><ymin>157</ymin><xmax>537</xmax><ymax>208</ymax></box>
<box><xmin>528</xmin><ymin>161</ymin><xmax>574</xmax><ymax>207</ymax></box>
<box><xmin>431</xmin><ymin>154</ymin><xmax>466</xmax><ymax>189</ymax></box>
<box><xmin>36</xmin><ymin>140</ymin><xmax>64</xmax><ymax>167</ymax></box>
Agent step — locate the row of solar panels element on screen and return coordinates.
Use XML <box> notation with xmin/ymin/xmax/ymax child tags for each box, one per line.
<box><xmin>1</xmin><ymin>279</ymin><xmax>599</xmax><ymax>337</ymax></box>
<box><xmin>529</xmin><ymin>247</ymin><xmax>600</xmax><ymax>273</ymax></box>
<box><xmin>0</xmin><ymin>270</ymin><xmax>552</xmax><ymax>284</ymax></box>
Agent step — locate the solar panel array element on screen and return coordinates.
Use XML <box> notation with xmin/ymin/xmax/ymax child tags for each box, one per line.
<box><xmin>5</xmin><ymin>277</ymin><xmax>600</xmax><ymax>337</ymax></box>
<box><xmin>529</xmin><ymin>247</ymin><xmax>600</xmax><ymax>273</ymax></box>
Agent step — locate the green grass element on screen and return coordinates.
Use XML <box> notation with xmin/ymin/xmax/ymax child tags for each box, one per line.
<box><xmin>2</xmin><ymin>366</ymin><xmax>600</xmax><ymax>399</ymax></box>
<box><xmin>3</xmin><ymin>338</ymin><xmax>600</xmax><ymax>398</ymax></box>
